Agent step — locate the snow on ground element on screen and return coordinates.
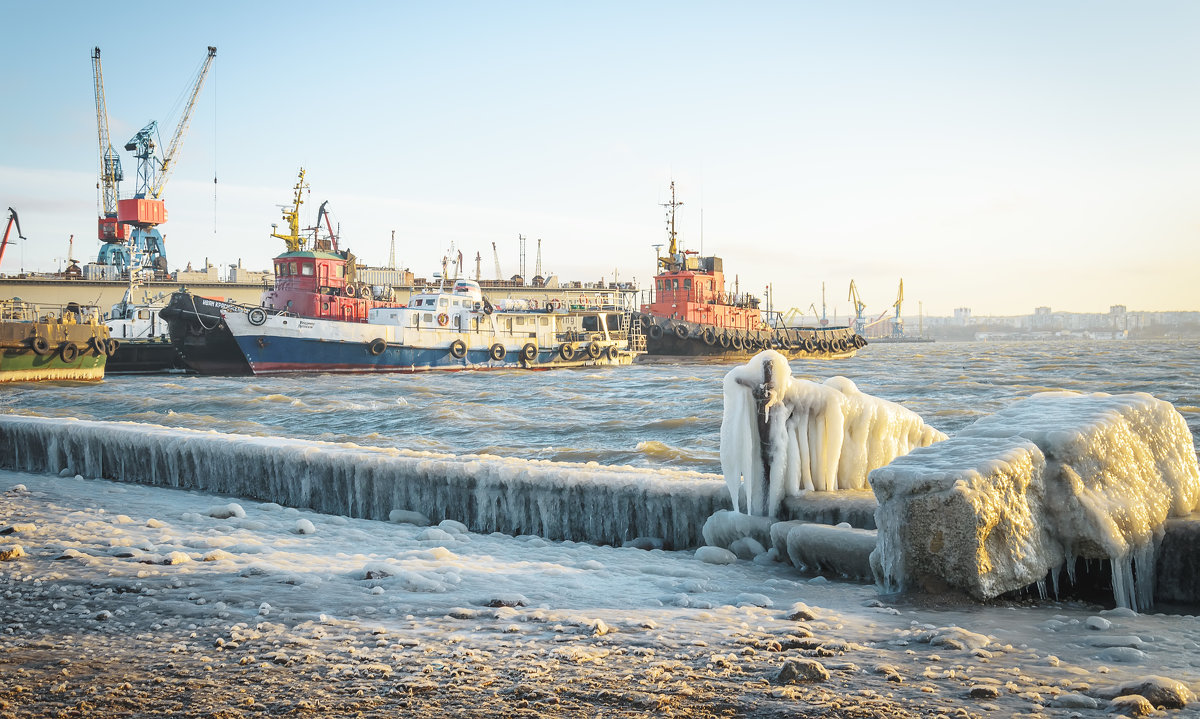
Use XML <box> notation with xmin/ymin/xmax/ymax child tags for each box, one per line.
<box><xmin>3</xmin><ymin>472</ymin><xmax>1200</xmax><ymax>717</ymax></box>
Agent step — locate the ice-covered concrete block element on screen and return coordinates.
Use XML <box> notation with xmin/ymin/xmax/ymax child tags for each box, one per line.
<box><xmin>722</xmin><ymin>351</ymin><xmax>945</xmax><ymax>517</ymax></box>
<box><xmin>873</xmin><ymin>391</ymin><xmax>1200</xmax><ymax>611</ymax></box>
<box><xmin>958</xmin><ymin>391</ymin><xmax>1200</xmax><ymax>610</ymax></box>
<box><xmin>870</xmin><ymin>435</ymin><xmax>1053</xmax><ymax>599</ymax></box>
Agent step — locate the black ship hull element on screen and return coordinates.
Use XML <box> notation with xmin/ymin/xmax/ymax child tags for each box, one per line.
<box><xmin>158</xmin><ymin>291</ymin><xmax>254</xmax><ymax>376</ymax></box>
<box><xmin>634</xmin><ymin>313</ymin><xmax>865</xmax><ymax>359</ymax></box>
<box><xmin>106</xmin><ymin>338</ymin><xmax>188</xmax><ymax>374</ymax></box>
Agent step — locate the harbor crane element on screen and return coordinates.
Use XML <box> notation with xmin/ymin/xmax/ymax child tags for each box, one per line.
<box><xmin>1</xmin><ymin>208</ymin><xmax>26</xmax><ymax>269</ymax></box>
<box><xmin>890</xmin><ymin>278</ymin><xmax>905</xmax><ymax>338</ymax></box>
<box><xmin>112</xmin><ymin>46</ymin><xmax>217</xmax><ymax>275</ymax></box>
<box><xmin>491</xmin><ymin>241</ymin><xmax>503</xmax><ymax>280</ymax></box>
<box><xmin>848</xmin><ymin>280</ymin><xmax>867</xmax><ymax>335</ymax></box>
<box><xmin>91</xmin><ymin>48</ymin><xmax>126</xmax><ymax>250</ymax></box>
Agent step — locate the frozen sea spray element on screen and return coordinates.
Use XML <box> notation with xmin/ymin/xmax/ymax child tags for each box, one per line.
<box><xmin>720</xmin><ymin>351</ymin><xmax>944</xmax><ymax>517</ymax></box>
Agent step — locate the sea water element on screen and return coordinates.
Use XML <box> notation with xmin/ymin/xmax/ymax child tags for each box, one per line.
<box><xmin>1</xmin><ymin>340</ymin><xmax>1197</xmax><ymax>474</ymax></box>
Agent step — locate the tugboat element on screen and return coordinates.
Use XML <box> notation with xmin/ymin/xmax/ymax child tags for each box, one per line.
<box><xmin>158</xmin><ymin>169</ymin><xmax>393</xmax><ymax>375</ymax></box>
<box><xmin>222</xmin><ymin>277</ymin><xmax>641</xmax><ymax>374</ymax></box>
<box><xmin>633</xmin><ymin>183</ymin><xmax>866</xmax><ymax>359</ymax></box>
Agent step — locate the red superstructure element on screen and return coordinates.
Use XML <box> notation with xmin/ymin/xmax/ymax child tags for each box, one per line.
<box><xmin>641</xmin><ymin>256</ymin><xmax>764</xmax><ymax>333</ymax></box>
<box><xmin>262</xmin><ymin>250</ymin><xmax>391</xmax><ymax>322</ymax></box>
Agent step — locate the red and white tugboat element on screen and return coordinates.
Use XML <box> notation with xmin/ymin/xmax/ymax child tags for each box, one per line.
<box><xmin>159</xmin><ymin>169</ymin><xmax>395</xmax><ymax>374</ymax></box>
<box><xmin>633</xmin><ymin>183</ymin><xmax>866</xmax><ymax>359</ymax></box>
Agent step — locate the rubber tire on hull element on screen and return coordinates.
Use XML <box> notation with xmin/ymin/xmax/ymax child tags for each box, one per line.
<box><xmin>559</xmin><ymin>343</ymin><xmax>575</xmax><ymax>360</ymax></box>
<box><xmin>648</xmin><ymin>324</ymin><xmax>664</xmax><ymax>340</ymax></box>
<box><xmin>449</xmin><ymin>339</ymin><xmax>467</xmax><ymax>359</ymax></box>
<box><xmin>673</xmin><ymin>323</ymin><xmax>688</xmax><ymax>339</ymax></box>
<box><xmin>489</xmin><ymin>344</ymin><xmax>506</xmax><ymax>361</ymax></box>
<box><xmin>521</xmin><ymin>343</ymin><xmax>537</xmax><ymax>361</ymax></box>
<box><xmin>586</xmin><ymin>341</ymin><xmax>602</xmax><ymax>359</ymax></box>
<box><xmin>701</xmin><ymin>327</ymin><xmax>717</xmax><ymax>346</ymax></box>
<box><xmin>368</xmin><ymin>338</ymin><xmax>387</xmax><ymax>356</ymax></box>
<box><xmin>60</xmin><ymin>342</ymin><xmax>79</xmax><ymax>363</ymax></box>
<box><xmin>28</xmin><ymin>336</ymin><xmax>51</xmax><ymax>355</ymax></box>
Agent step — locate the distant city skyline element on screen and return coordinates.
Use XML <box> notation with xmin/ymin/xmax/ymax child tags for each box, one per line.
<box><xmin>1</xmin><ymin>1</ymin><xmax>1197</xmax><ymax>317</ymax></box>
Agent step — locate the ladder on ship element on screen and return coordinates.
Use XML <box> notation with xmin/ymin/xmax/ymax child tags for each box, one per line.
<box><xmin>623</xmin><ymin>310</ymin><xmax>646</xmax><ymax>352</ymax></box>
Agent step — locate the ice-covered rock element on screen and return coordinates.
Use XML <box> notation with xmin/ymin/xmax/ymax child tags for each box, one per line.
<box><xmin>872</xmin><ymin>391</ymin><xmax>1200</xmax><ymax>611</ymax></box>
<box><xmin>783</xmin><ymin>523</ymin><xmax>876</xmax><ymax>580</ymax></box>
<box><xmin>721</xmin><ymin>351</ymin><xmax>944</xmax><ymax>517</ymax></box>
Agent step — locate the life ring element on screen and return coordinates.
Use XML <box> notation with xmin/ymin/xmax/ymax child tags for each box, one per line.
<box><xmin>673</xmin><ymin>323</ymin><xmax>688</xmax><ymax>340</ymax></box>
<box><xmin>558</xmin><ymin>343</ymin><xmax>575</xmax><ymax>361</ymax></box>
<box><xmin>648</xmin><ymin>324</ymin><xmax>664</xmax><ymax>340</ymax></box>
<box><xmin>718</xmin><ymin>332</ymin><xmax>731</xmax><ymax>349</ymax></box>
<box><xmin>248</xmin><ymin>308</ymin><xmax>267</xmax><ymax>326</ymax></box>
<box><xmin>105</xmin><ymin>338</ymin><xmax>120</xmax><ymax>356</ymax></box>
<box><xmin>550</xmin><ymin>298</ymin><xmax>562</xmax><ymax>310</ymax></box>
<box><xmin>28</xmin><ymin>335</ymin><xmax>50</xmax><ymax>355</ymax></box>
<box><xmin>449</xmin><ymin>339</ymin><xmax>467</xmax><ymax>358</ymax></box>
<box><xmin>520</xmin><ymin>343</ymin><xmax>537</xmax><ymax>361</ymax></box>
<box><xmin>529</xmin><ymin>299</ymin><xmax>539</xmax><ymax>310</ymax></box>
<box><xmin>437</xmin><ymin>313</ymin><xmax>449</xmax><ymax>327</ymax></box>
<box><xmin>489</xmin><ymin>343</ymin><xmax>506</xmax><ymax>361</ymax></box>
<box><xmin>701</xmin><ymin>327</ymin><xmax>717</xmax><ymax>346</ymax></box>
<box><xmin>368</xmin><ymin>338</ymin><xmax>387</xmax><ymax>356</ymax></box>
<box><xmin>60</xmin><ymin>342</ymin><xmax>79</xmax><ymax>363</ymax></box>
<box><xmin>586</xmin><ymin>341</ymin><xmax>602</xmax><ymax>359</ymax></box>
<box><xmin>343</xmin><ymin>284</ymin><xmax>358</xmax><ymax>298</ymax></box>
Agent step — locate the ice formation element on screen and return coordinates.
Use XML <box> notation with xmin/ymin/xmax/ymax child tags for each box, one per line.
<box><xmin>872</xmin><ymin>391</ymin><xmax>1200</xmax><ymax>611</ymax></box>
<box><xmin>720</xmin><ymin>351</ymin><xmax>945</xmax><ymax>517</ymax></box>
<box><xmin>0</xmin><ymin>415</ymin><xmax>729</xmax><ymax>549</ymax></box>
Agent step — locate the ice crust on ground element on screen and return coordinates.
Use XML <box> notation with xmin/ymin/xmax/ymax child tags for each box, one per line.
<box><xmin>4</xmin><ymin>469</ymin><xmax>1199</xmax><ymax>717</ymax></box>
<box><xmin>872</xmin><ymin>391</ymin><xmax>1200</xmax><ymax>610</ymax></box>
<box><xmin>721</xmin><ymin>351</ymin><xmax>944</xmax><ymax>517</ymax></box>
<box><xmin>0</xmin><ymin>415</ymin><xmax>728</xmax><ymax>550</ymax></box>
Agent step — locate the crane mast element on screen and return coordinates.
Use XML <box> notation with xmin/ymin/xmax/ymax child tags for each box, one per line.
<box><xmin>491</xmin><ymin>241</ymin><xmax>502</xmax><ymax>280</ymax></box>
<box><xmin>270</xmin><ymin>168</ymin><xmax>308</xmax><ymax>253</ymax></box>
<box><xmin>151</xmin><ymin>46</ymin><xmax>216</xmax><ymax>199</ymax></box>
<box><xmin>92</xmin><ymin>48</ymin><xmax>126</xmax><ymax>244</ymax></box>
<box><xmin>891</xmin><ymin>278</ymin><xmax>905</xmax><ymax>338</ymax></box>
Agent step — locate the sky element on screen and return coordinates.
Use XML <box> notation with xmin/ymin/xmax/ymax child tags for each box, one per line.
<box><xmin>1</xmin><ymin>1</ymin><xmax>1197</xmax><ymax>317</ymax></box>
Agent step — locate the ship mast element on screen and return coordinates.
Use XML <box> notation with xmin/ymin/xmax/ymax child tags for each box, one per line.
<box><xmin>658</xmin><ymin>181</ymin><xmax>684</xmax><ymax>272</ymax></box>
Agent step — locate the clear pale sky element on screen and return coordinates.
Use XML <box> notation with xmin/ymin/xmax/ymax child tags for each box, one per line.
<box><xmin>1</xmin><ymin>1</ymin><xmax>1197</xmax><ymax>317</ymax></box>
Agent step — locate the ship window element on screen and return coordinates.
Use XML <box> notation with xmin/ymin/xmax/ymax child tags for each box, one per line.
<box><xmin>439</xmin><ymin>298</ymin><xmax>449</xmax><ymax>308</ymax></box>
<box><xmin>540</xmin><ymin>317</ymin><xmax>549</xmax><ymax>326</ymax></box>
<box><xmin>337</xmin><ymin>266</ymin><xmax>345</xmax><ymax>278</ymax></box>
<box><xmin>289</xmin><ymin>262</ymin><xmax>297</xmax><ymax>275</ymax></box>
<box><xmin>137</xmin><ymin>310</ymin><xmax>150</xmax><ymax>319</ymax></box>
<box><xmin>683</xmin><ymin>279</ymin><xmax>691</xmax><ymax>290</ymax></box>
<box><xmin>515</xmin><ymin>317</ymin><xmax>524</xmax><ymax>326</ymax></box>
<box><xmin>582</xmin><ymin>315</ymin><xmax>599</xmax><ymax>332</ymax></box>
<box><xmin>672</xmin><ymin>279</ymin><xmax>679</xmax><ymax>290</ymax></box>
<box><xmin>301</xmin><ymin>263</ymin><xmax>314</xmax><ymax>276</ymax></box>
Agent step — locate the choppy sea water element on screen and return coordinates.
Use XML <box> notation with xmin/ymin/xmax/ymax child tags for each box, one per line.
<box><xmin>2</xmin><ymin>340</ymin><xmax>1197</xmax><ymax>474</ymax></box>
